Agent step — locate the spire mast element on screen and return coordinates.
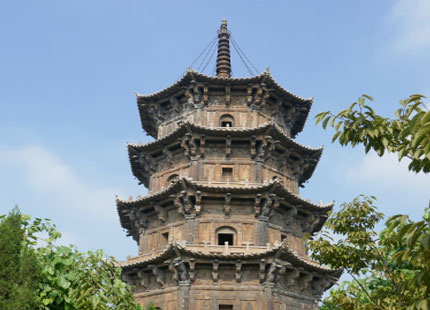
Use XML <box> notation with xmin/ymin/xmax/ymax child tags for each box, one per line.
<box><xmin>216</xmin><ymin>19</ymin><xmax>231</xmax><ymax>78</ymax></box>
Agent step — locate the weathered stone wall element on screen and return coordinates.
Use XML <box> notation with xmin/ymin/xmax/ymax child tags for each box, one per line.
<box><xmin>130</xmin><ymin>261</ymin><xmax>322</xmax><ymax>310</ymax></box>
<box><xmin>156</xmin><ymin>100</ymin><xmax>277</xmax><ymax>139</ymax></box>
<box><xmin>147</xmin><ymin>146</ymin><xmax>300</xmax><ymax>193</ymax></box>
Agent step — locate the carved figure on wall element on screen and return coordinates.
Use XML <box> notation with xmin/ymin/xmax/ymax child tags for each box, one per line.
<box><xmin>257</xmin><ymin>136</ymin><xmax>278</xmax><ymax>161</ymax></box>
<box><xmin>277</xmin><ymin>154</ymin><xmax>288</xmax><ymax>171</ymax></box>
<box><xmin>183</xmin><ymin>87</ymin><xmax>195</xmax><ymax>108</ymax></box>
<box><xmin>259</xmin><ymin>193</ymin><xmax>281</xmax><ymax>218</ymax></box>
<box><xmin>128</xmin><ymin>208</ymin><xmax>148</xmax><ymax>235</ymax></box>
<box><xmin>171</xmin><ymin>191</ymin><xmax>196</xmax><ymax>218</ymax></box>
<box><xmin>282</xmin><ymin>104</ymin><xmax>296</xmax><ymax>133</ymax></box>
<box><xmin>180</xmin><ymin>133</ymin><xmax>197</xmax><ymax>158</ymax></box>
<box><xmin>163</xmin><ymin>148</ymin><xmax>174</xmax><ymax>168</ymax></box>
<box><xmin>251</xmin><ymin>82</ymin><xmax>272</xmax><ymax>110</ymax></box>
<box><xmin>285</xmin><ymin>206</ymin><xmax>298</xmax><ymax>228</ymax></box>
<box><xmin>121</xmin><ymin>272</ymin><xmax>136</xmax><ymax>286</ymax></box>
<box><xmin>149</xmin><ymin>265</ymin><xmax>165</xmax><ymax>288</ymax></box>
<box><xmin>169</xmin><ymin>95</ymin><xmax>181</xmax><ymax>113</ymax></box>
<box><xmin>289</xmin><ymin>157</ymin><xmax>311</xmax><ymax>179</ymax></box>
<box><xmin>311</xmin><ymin>277</ymin><xmax>332</xmax><ymax>296</ymax></box>
<box><xmin>154</xmin><ymin>204</ymin><xmax>168</xmax><ymax>223</ymax></box>
<box><xmin>167</xmin><ymin>259</ymin><xmax>179</xmax><ymax>282</ymax></box>
<box><xmin>136</xmin><ymin>153</ymin><xmax>158</xmax><ymax>174</ymax></box>
<box><xmin>174</xmin><ymin>258</ymin><xmax>189</xmax><ymax>282</ymax></box>
<box><xmin>147</xmin><ymin>103</ymin><xmax>165</xmax><ymax>125</ymax></box>
<box><xmin>183</xmin><ymin>79</ymin><xmax>202</xmax><ymax>109</ymax></box>
<box><xmin>137</xmin><ymin>270</ymin><xmax>148</xmax><ymax>290</ymax></box>
<box><xmin>266</xmin><ymin>262</ymin><xmax>282</xmax><ymax>283</ymax></box>
<box><xmin>301</xmin><ymin>213</ymin><xmax>320</xmax><ymax>233</ymax></box>
<box><xmin>285</xmin><ymin>268</ymin><xmax>301</xmax><ymax>289</ymax></box>
<box><xmin>298</xmin><ymin>273</ymin><xmax>314</xmax><ymax>292</ymax></box>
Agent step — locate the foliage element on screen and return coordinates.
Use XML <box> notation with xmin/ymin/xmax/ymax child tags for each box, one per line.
<box><xmin>309</xmin><ymin>196</ymin><xmax>430</xmax><ymax>309</ymax></box>
<box><xmin>309</xmin><ymin>94</ymin><xmax>430</xmax><ymax>309</ymax></box>
<box><xmin>0</xmin><ymin>207</ymin><xmax>41</xmax><ymax>310</ymax></box>
<box><xmin>0</xmin><ymin>208</ymin><xmax>143</xmax><ymax>310</ymax></box>
<box><xmin>315</xmin><ymin>94</ymin><xmax>430</xmax><ymax>172</ymax></box>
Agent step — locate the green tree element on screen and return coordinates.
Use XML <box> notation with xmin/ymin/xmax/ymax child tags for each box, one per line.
<box><xmin>307</xmin><ymin>95</ymin><xmax>430</xmax><ymax>309</ymax></box>
<box><xmin>0</xmin><ymin>209</ymin><xmax>143</xmax><ymax>310</ymax></box>
<box><xmin>0</xmin><ymin>207</ymin><xmax>41</xmax><ymax>310</ymax></box>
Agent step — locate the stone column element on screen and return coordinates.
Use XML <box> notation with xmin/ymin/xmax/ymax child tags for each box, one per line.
<box><xmin>255</xmin><ymin>158</ymin><xmax>264</xmax><ymax>183</ymax></box>
<box><xmin>258</xmin><ymin>216</ymin><xmax>269</xmax><ymax>246</ymax></box>
<box><xmin>264</xmin><ymin>283</ymin><xmax>275</xmax><ymax>310</ymax></box>
<box><xmin>178</xmin><ymin>281</ymin><xmax>190</xmax><ymax>310</ymax></box>
<box><xmin>190</xmin><ymin>156</ymin><xmax>199</xmax><ymax>181</ymax></box>
<box><xmin>185</xmin><ymin>217</ymin><xmax>196</xmax><ymax>244</ymax></box>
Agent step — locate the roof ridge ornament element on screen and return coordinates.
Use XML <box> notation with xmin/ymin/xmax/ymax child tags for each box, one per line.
<box><xmin>216</xmin><ymin>19</ymin><xmax>231</xmax><ymax>78</ymax></box>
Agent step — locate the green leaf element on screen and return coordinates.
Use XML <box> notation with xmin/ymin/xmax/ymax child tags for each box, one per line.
<box><xmin>362</xmin><ymin>94</ymin><xmax>374</xmax><ymax>101</ymax></box>
<box><xmin>322</xmin><ymin>116</ymin><xmax>330</xmax><ymax>129</ymax></box>
<box><xmin>332</xmin><ymin>131</ymin><xmax>342</xmax><ymax>142</ymax></box>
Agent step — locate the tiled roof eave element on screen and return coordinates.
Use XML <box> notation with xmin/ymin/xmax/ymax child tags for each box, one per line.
<box><xmin>127</xmin><ymin>122</ymin><xmax>323</xmax><ymax>186</ymax></box>
<box><xmin>129</xmin><ymin>122</ymin><xmax>322</xmax><ymax>154</ymax></box>
<box><xmin>116</xmin><ymin>177</ymin><xmax>334</xmax><ymax>211</ymax></box>
<box><xmin>120</xmin><ymin>241</ymin><xmax>342</xmax><ymax>277</ymax></box>
<box><xmin>135</xmin><ymin>68</ymin><xmax>312</xmax><ymax>102</ymax></box>
<box><xmin>135</xmin><ymin>68</ymin><xmax>314</xmax><ymax>138</ymax></box>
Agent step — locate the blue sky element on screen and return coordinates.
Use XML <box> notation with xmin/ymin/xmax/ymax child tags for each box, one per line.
<box><xmin>0</xmin><ymin>0</ymin><xmax>429</xmax><ymax>261</ymax></box>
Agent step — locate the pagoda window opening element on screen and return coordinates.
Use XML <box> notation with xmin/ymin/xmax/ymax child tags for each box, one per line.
<box><xmin>161</xmin><ymin>232</ymin><xmax>169</xmax><ymax>246</ymax></box>
<box><xmin>218</xmin><ymin>233</ymin><xmax>233</xmax><ymax>245</ymax></box>
<box><xmin>216</xmin><ymin>227</ymin><xmax>236</xmax><ymax>246</ymax></box>
<box><xmin>281</xmin><ymin>234</ymin><xmax>286</xmax><ymax>242</ymax></box>
<box><xmin>222</xmin><ymin>167</ymin><xmax>233</xmax><ymax>181</ymax></box>
<box><xmin>220</xmin><ymin>114</ymin><xmax>234</xmax><ymax>127</ymax></box>
<box><xmin>219</xmin><ymin>305</ymin><xmax>233</xmax><ymax>310</ymax></box>
<box><xmin>167</xmin><ymin>174</ymin><xmax>179</xmax><ymax>184</ymax></box>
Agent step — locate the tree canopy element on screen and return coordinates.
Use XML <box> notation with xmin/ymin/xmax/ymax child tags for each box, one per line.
<box><xmin>0</xmin><ymin>208</ymin><xmax>145</xmax><ymax>310</ymax></box>
<box><xmin>0</xmin><ymin>207</ymin><xmax>41</xmax><ymax>310</ymax></box>
<box><xmin>308</xmin><ymin>95</ymin><xmax>430</xmax><ymax>309</ymax></box>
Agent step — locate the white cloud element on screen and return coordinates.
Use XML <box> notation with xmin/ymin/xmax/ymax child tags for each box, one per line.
<box><xmin>343</xmin><ymin>152</ymin><xmax>429</xmax><ymax>220</ymax></box>
<box><xmin>387</xmin><ymin>0</ymin><xmax>430</xmax><ymax>54</ymax></box>
<box><xmin>0</xmin><ymin>144</ymin><xmax>137</xmax><ymax>259</ymax></box>
<box><xmin>346</xmin><ymin>152</ymin><xmax>428</xmax><ymax>194</ymax></box>
<box><xmin>0</xmin><ymin>145</ymin><xmax>120</xmax><ymax>222</ymax></box>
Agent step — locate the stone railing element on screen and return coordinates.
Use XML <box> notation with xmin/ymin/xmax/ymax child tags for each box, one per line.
<box><xmin>124</xmin><ymin>241</ymin><xmax>285</xmax><ymax>265</ymax></box>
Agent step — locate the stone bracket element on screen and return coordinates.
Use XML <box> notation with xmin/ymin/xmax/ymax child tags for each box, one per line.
<box><xmin>235</xmin><ymin>260</ymin><xmax>242</xmax><ymax>283</ymax></box>
<box><xmin>259</xmin><ymin>259</ymin><xmax>266</xmax><ymax>283</ymax></box>
<box><xmin>226</xmin><ymin>135</ymin><xmax>231</xmax><ymax>157</ymax></box>
<box><xmin>224</xmin><ymin>193</ymin><xmax>231</xmax><ymax>218</ymax></box>
<box><xmin>189</xmin><ymin>258</ymin><xmax>196</xmax><ymax>282</ymax></box>
<box><xmin>195</xmin><ymin>191</ymin><xmax>202</xmax><ymax>216</ymax></box>
<box><xmin>200</xmin><ymin>135</ymin><xmax>206</xmax><ymax>157</ymax></box>
<box><xmin>212</xmin><ymin>259</ymin><xmax>219</xmax><ymax>283</ymax></box>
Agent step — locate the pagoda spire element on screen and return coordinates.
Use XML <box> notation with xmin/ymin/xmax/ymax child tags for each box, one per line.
<box><xmin>216</xmin><ymin>19</ymin><xmax>231</xmax><ymax>78</ymax></box>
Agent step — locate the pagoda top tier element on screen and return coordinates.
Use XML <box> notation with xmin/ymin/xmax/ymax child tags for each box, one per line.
<box><xmin>136</xmin><ymin>68</ymin><xmax>313</xmax><ymax>139</ymax></box>
<box><xmin>136</xmin><ymin>19</ymin><xmax>313</xmax><ymax>139</ymax></box>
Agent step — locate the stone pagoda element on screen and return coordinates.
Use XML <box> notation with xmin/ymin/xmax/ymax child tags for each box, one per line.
<box><xmin>117</xmin><ymin>19</ymin><xmax>341</xmax><ymax>310</ymax></box>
